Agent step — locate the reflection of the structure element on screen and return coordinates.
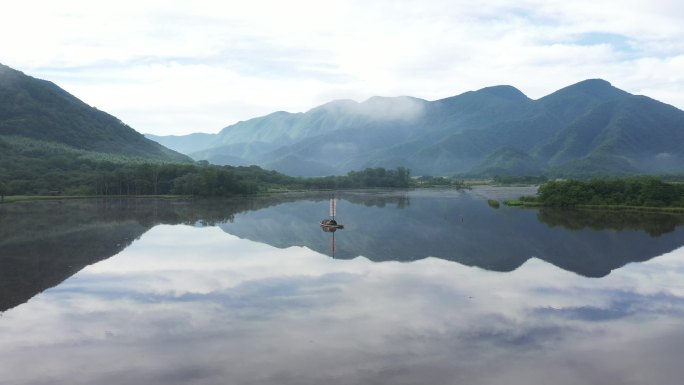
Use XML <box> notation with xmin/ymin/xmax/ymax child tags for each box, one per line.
<box><xmin>321</xmin><ymin>225</ymin><xmax>340</xmax><ymax>258</ymax></box>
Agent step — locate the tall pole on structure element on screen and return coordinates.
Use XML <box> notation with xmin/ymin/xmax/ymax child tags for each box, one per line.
<box><xmin>330</xmin><ymin>194</ymin><xmax>336</xmax><ymax>220</ymax></box>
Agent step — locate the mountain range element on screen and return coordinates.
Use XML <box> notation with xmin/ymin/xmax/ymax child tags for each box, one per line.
<box><xmin>148</xmin><ymin>79</ymin><xmax>684</xmax><ymax>177</ymax></box>
<box><xmin>2</xmin><ymin>60</ymin><xmax>681</xmax><ymax>179</ymax></box>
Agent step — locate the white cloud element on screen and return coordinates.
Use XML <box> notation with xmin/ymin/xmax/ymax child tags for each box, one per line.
<box><xmin>0</xmin><ymin>0</ymin><xmax>682</xmax><ymax>135</ymax></box>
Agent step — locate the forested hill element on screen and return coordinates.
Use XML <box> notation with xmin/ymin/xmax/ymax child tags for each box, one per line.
<box><xmin>0</xmin><ymin>63</ymin><xmax>188</xmax><ymax>162</ymax></box>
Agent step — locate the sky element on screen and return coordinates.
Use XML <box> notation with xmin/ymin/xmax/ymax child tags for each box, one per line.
<box><xmin>1</xmin><ymin>0</ymin><xmax>683</xmax><ymax>136</ymax></box>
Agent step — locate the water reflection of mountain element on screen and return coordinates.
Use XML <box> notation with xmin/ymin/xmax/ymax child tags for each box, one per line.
<box><xmin>217</xmin><ymin>190</ymin><xmax>684</xmax><ymax>278</ymax></box>
<box><xmin>2</xmin><ymin>191</ymin><xmax>684</xmax><ymax>311</ymax></box>
<box><xmin>0</xmin><ymin>197</ymin><xmax>293</xmax><ymax>312</ymax></box>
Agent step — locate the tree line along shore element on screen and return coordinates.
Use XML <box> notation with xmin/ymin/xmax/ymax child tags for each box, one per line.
<box><xmin>1</xmin><ymin>145</ymin><xmax>682</xmax><ymax>212</ymax></box>
<box><xmin>504</xmin><ymin>177</ymin><xmax>684</xmax><ymax>212</ymax></box>
<box><xmin>0</xmin><ymin>161</ymin><xmax>414</xmax><ymax>202</ymax></box>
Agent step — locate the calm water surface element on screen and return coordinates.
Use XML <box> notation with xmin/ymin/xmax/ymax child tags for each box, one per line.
<box><xmin>2</xmin><ymin>187</ymin><xmax>684</xmax><ymax>385</ymax></box>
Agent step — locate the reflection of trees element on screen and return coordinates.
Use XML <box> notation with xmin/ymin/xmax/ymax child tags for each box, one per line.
<box><xmin>0</xmin><ymin>192</ymin><xmax>413</xmax><ymax>249</ymax></box>
<box><xmin>537</xmin><ymin>207</ymin><xmax>684</xmax><ymax>237</ymax></box>
<box><xmin>0</xmin><ymin>197</ymin><xmax>295</xmax><ymax>312</ymax></box>
<box><xmin>251</xmin><ymin>190</ymin><xmax>411</xmax><ymax>209</ymax></box>
<box><xmin>336</xmin><ymin>191</ymin><xmax>410</xmax><ymax>208</ymax></box>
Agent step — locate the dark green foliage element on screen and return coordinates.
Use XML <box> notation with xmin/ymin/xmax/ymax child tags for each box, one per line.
<box><xmin>537</xmin><ymin>178</ymin><xmax>684</xmax><ymax>207</ymax></box>
<box><xmin>299</xmin><ymin>167</ymin><xmax>411</xmax><ymax>190</ymax></box>
<box><xmin>0</xmin><ymin>135</ymin><xmax>293</xmax><ymax>196</ymax></box>
<box><xmin>344</xmin><ymin>167</ymin><xmax>411</xmax><ymax>188</ymax></box>
<box><xmin>0</xmin><ymin>134</ymin><xmax>413</xmax><ymax>197</ymax></box>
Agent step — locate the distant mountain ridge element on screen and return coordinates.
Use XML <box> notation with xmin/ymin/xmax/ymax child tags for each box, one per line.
<box><xmin>149</xmin><ymin>79</ymin><xmax>684</xmax><ymax>177</ymax></box>
<box><xmin>0</xmin><ymin>63</ymin><xmax>189</xmax><ymax>162</ymax></box>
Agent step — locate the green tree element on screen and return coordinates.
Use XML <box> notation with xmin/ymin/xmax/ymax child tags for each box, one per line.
<box><xmin>537</xmin><ymin>177</ymin><xmax>684</xmax><ymax>208</ymax></box>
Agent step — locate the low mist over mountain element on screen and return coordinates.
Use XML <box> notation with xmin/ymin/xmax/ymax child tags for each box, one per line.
<box><xmin>149</xmin><ymin>79</ymin><xmax>684</xmax><ymax>177</ymax></box>
<box><xmin>0</xmin><ymin>63</ymin><xmax>188</xmax><ymax>162</ymax></box>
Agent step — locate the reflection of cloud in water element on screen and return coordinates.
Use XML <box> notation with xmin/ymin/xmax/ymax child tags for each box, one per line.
<box><xmin>1</xmin><ymin>225</ymin><xmax>684</xmax><ymax>385</ymax></box>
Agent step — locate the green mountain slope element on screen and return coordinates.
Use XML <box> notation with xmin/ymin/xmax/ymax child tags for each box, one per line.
<box><xmin>536</xmin><ymin>78</ymin><xmax>631</xmax><ymax>124</ymax></box>
<box><xmin>539</xmin><ymin>95</ymin><xmax>684</xmax><ymax>175</ymax></box>
<box><xmin>0</xmin><ymin>63</ymin><xmax>188</xmax><ymax>162</ymax></box>
<box><xmin>468</xmin><ymin>146</ymin><xmax>544</xmax><ymax>177</ymax></box>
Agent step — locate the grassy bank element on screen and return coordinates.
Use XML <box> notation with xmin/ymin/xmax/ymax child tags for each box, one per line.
<box><xmin>503</xmin><ymin>200</ymin><xmax>543</xmax><ymax>207</ymax></box>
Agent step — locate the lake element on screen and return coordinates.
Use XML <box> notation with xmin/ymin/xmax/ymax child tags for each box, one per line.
<box><xmin>2</xmin><ymin>187</ymin><xmax>684</xmax><ymax>385</ymax></box>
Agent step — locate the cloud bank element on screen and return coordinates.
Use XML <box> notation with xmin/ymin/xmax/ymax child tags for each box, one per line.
<box><xmin>1</xmin><ymin>0</ymin><xmax>682</xmax><ymax>135</ymax></box>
